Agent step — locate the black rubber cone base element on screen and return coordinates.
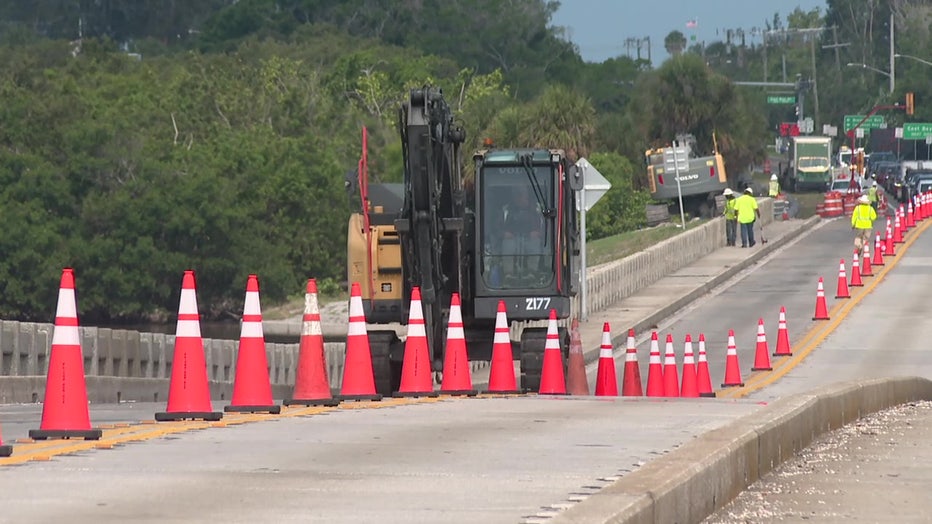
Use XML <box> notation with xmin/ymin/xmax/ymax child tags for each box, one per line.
<box><xmin>335</xmin><ymin>394</ymin><xmax>383</xmax><ymax>402</ymax></box>
<box><xmin>224</xmin><ymin>405</ymin><xmax>282</xmax><ymax>414</ymax></box>
<box><xmin>28</xmin><ymin>428</ymin><xmax>103</xmax><ymax>441</ymax></box>
<box><xmin>751</xmin><ymin>367</ymin><xmax>773</xmax><ymax>372</ymax></box>
<box><xmin>773</xmin><ymin>352</ymin><xmax>793</xmax><ymax>357</ymax></box>
<box><xmin>700</xmin><ymin>392</ymin><xmax>717</xmax><ymax>398</ymax></box>
<box><xmin>720</xmin><ymin>382</ymin><xmax>745</xmax><ymax>388</ymax></box>
<box><xmin>154</xmin><ymin>411</ymin><xmax>223</xmax><ymax>422</ymax></box>
<box><xmin>482</xmin><ymin>389</ymin><xmax>523</xmax><ymax>395</ymax></box>
<box><xmin>392</xmin><ymin>391</ymin><xmax>440</xmax><ymax>398</ymax></box>
<box><xmin>439</xmin><ymin>389</ymin><xmax>479</xmax><ymax>397</ymax></box>
<box><xmin>0</xmin><ymin>444</ymin><xmax>12</xmax><ymax>457</ymax></box>
<box><xmin>282</xmin><ymin>398</ymin><xmax>341</xmax><ymax>407</ymax></box>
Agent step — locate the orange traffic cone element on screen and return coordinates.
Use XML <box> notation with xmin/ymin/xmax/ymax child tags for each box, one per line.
<box><xmin>680</xmin><ymin>334</ymin><xmax>699</xmax><ymax>398</ymax></box>
<box><xmin>0</xmin><ymin>421</ymin><xmax>10</xmax><ymax>456</ymax></box>
<box><xmin>440</xmin><ymin>293</ymin><xmax>477</xmax><ymax>396</ymax></box>
<box><xmin>813</xmin><ymin>277</ymin><xmax>830</xmax><ymax>320</ymax></box>
<box><xmin>850</xmin><ymin>252</ymin><xmax>863</xmax><ymax>287</ymax></box>
<box><xmin>621</xmin><ymin>329</ymin><xmax>643</xmax><ymax>397</ymax></box>
<box><xmin>337</xmin><ymin>282</ymin><xmax>383</xmax><ymax>402</ymax></box>
<box><xmin>721</xmin><ymin>329</ymin><xmax>744</xmax><ymax>388</ymax></box>
<box><xmin>395</xmin><ymin>287</ymin><xmax>439</xmax><ymax>398</ymax></box>
<box><xmin>773</xmin><ymin>306</ymin><xmax>792</xmax><ymax>357</ymax></box>
<box><xmin>696</xmin><ymin>334</ymin><xmax>715</xmax><ymax>397</ymax></box>
<box><xmin>226</xmin><ymin>275</ymin><xmax>280</xmax><ymax>414</ymax></box>
<box><xmin>907</xmin><ymin>202</ymin><xmax>916</xmax><ymax>228</ymax></box>
<box><xmin>645</xmin><ymin>331</ymin><xmax>664</xmax><ymax>397</ymax></box>
<box><xmin>485</xmin><ymin>300</ymin><xmax>520</xmax><ymax>394</ymax></box>
<box><xmin>538</xmin><ymin>310</ymin><xmax>567</xmax><ymax>395</ymax></box>
<box><xmin>894</xmin><ymin>211</ymin><xmax>903</xmax><ymax>243</ymax></box>
<box><xmin>885</xmin><ymin>223</ymin><xmax>896</xmax><ymax>256</ymax></box>
<box><xmin>566</xmin><ymin>319</ymin><xmax>590</xmax><ymax>395</ymax></box>
<box><xmin>29</xmin><ymin>268</ymin><xmax>103</xmax><ymax>440</ymax></box>
<box><xmin>594</xmin><ymin>323</ymin><xmax>618</xmax><ymax>397</ymax></box>
<box><xmin>873</xmin><ymin>233</ymin><xmax>885</xmax><ymax>267</ymax></box>
<box><xmin>835</xmin><ymin>259</ymin><xmax>850</xmax><ymax>299</ymax></box>
<box><xmin>751</xmin><ymin>318</ymin><xmax>773</xmax><ymax>371</ymax></box>
<box><xmin>284</xmin><ymin>279</ymin><xmax>340</xmax><ymax>407</ymax></box>
<box><xmin>861</xmin><ymin>242</ymin><xmax>873</xmax><ymax>277</ymax></box>
<box><xmin>662</xmin><ymin>334</ymin><xmax>679</xmax><ymax>397</ymax></box>
<box><xmin>156</xmin><ymin>271</ymin><xmax>223</xmax><ymax>422</ymax></box>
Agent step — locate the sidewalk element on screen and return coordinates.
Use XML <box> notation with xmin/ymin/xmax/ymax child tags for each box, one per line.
<box><xmin>470</xmin><ymin>215</ymin><xmax>821</xmax><ymax>388</ymax></box>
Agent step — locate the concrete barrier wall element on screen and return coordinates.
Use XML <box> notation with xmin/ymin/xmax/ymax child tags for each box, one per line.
<box><xmin>550</xmin><ymin>376</ymin><xmax>932</xmax><ymax>524</ymax></box>
<box><xmin>0</xmin><ymin>199</ymin><xmax>773</xmax><ymax>403</ymax></box>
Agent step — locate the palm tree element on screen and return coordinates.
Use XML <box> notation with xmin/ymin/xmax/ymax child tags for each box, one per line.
<box><xmin>664</xmin><ymin>30</ymin><xmax>688</xmax><ymax>56</ymax></box>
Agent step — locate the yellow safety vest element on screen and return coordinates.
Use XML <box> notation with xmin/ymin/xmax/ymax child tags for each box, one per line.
<box><xmin>851</xmin><ymin>204</ymin><xmax>877</xmax><ymax>229</ymax></box>
<box><xmin>768</xmin><ymin>180</ymin><xmax>780</xmax><ymax>197</ymax></box>
<box><xmin>868</xmin><ymin>186</ymin><xmax>878</xmax><ymax>203</ymax></box>
<box><xmin>734</xmin><ymin>194</ymin><xmax>758</xmax><ymax>224</ymax></box>
<box><xmin>723</xmin><ymin>198</ymin><xmax>737</xmax><ymax>220</ymax></box>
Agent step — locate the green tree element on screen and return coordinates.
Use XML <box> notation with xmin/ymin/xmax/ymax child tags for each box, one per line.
<box><xmin>664</xmin><ymin>30</ymin><xmax>687</xmax><ymax>57</ymax></box>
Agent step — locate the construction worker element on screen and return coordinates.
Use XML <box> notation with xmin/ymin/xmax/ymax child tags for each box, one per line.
<box><xmin>735</xmin><ymin>187</ymin><xmax>760</xmax><ymax>248</ymax></box>
<box><xmin>851</xmin><ymin>194</ymin><xmax>877</xmax><ymax>250</ymax></box>
<box><xmin>868</xmin><ymin>181</ymin><xmax>879</xmax><ymax>211</ymax></box>
<box><xmin>768</xmin><ymin>173</ymin><xmax>780</xmax><ymax>197</ymax></box>
<box><xmin>722</xmin><ymin>188</ymin><xmax>737</xmax><ymax>246</ymax></box>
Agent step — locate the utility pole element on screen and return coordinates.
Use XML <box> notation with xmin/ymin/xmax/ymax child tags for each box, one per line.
<box><xmin>762</xmin><ymin>24</ymin><xmax>768</xmax><ymax>82</ymax></box>
<box><xmin>889</xmin><ymin>12</ymin><xmax>895</xmax><ymax>95</ymax></box>
<box><xmin>810</xmin><ymin>36</ymin><xmax>820</xmax><ymax>130</ymax></box>
<box><xmin>822</xmin><ymin>26</ymin><xmax>851</xmax><ymax>73</ymax></box>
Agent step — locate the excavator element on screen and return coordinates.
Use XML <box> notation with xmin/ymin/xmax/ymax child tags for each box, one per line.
<box><xmin>347</xmin><ymin>86</ymin><xmax>583</xmax><ymax>394</ymax></box>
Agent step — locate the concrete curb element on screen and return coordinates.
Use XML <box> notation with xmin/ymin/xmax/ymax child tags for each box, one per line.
<box><xmin>549</xmin><ymin>376</ymin><xmax>932</xmax><ymax>524</ymax></box>
<box><xmin>580</xmin><ymin>215</ymin><xmax>823</xmax><ymax>365</ymax></box>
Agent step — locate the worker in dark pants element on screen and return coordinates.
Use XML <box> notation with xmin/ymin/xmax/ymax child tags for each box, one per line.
<box><xmin>735</xmin><ymin>187</ymin><xmax>760</xmax><ymax>248</ymax></box>
<box><xmin>722</xmin><ymin>188</ymin><xmax>737</xmax><ymax>246</ymax></box>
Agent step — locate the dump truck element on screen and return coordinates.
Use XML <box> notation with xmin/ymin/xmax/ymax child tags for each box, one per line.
<box><xmin>645</xmin><ymin>133</ymin><xmax>728</xmax><ymax>218</ymax></box>
<box><xmin>783</xmin><ymin>136</ymin><xmax>832</xmax><ymax>192</ymax></box>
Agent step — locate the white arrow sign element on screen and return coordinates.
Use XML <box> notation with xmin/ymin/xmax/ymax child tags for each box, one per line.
<box><xmin>575</xmin><ymin>157</ymin><xmax>612</xmax><ymax>211</ymax></box>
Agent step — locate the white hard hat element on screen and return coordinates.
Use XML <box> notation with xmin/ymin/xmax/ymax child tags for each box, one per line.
<box><xmin>723</xmin><ymin>188</ymin><xmax>734</xmax><ymax>196</ymax></box>
<box><xmin>858</xmin><ymin>195</ymin><xmax>870</xmax><ymax>204</ymax></box>
<box><xmin>744</xmin><ymin>187</ymin><xmax>754</xmax><ymax>195</ymax></box>
<box><xmin>872</xmin><ymin>181</ymin><xmax>877</xmax><ymax>187</ymax></box>
<box><xmin>770</xmin><ymin>174</ymin><xmax>778</xmax><ymax>181</ymax></box>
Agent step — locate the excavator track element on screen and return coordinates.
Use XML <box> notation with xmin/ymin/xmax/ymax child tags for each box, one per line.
<box><xmin>519</xmin><ymin>327</ymin><xmax>569</xmax><ymax>393</ymax></box>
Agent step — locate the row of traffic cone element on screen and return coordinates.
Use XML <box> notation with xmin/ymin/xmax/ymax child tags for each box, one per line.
<box><xmin>5</xmin><ymin>269</ymin><xmax>361</xmax><ymax>454</ymax></box>
<box><xmin>813</xmin><ymin>199</ymin><xmax>927</xmax><ymax>321</ymax></box>
<box><xmin>587</xmin><ymin>308</ymin><xmax>792</xmax><ymax>399</ymax></box>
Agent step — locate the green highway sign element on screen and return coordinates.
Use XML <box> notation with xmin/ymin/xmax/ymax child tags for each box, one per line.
<box><xmin>767</xmin><ymin>95</ymin><xmax>796</xmax><ymax>105</ymax></box>
<box><xmin>843</xmin><ymin>114</ymin><xmax>885</xmax><ymax>132</ymax></box>
<box><xmin>903</xmin><ymin>123</ymin><xmax>932</xmax><ymax>140</ymax></box>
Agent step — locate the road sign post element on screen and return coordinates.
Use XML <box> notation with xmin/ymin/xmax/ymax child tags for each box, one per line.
<box><xmin>844</xmin><ymin>115</ymin><xmax>885</xmax><ymax>132</ymax></box>
<box><xmin>767</xmin><ymin>95</ymin><xmax>796</xmax><ymax>105</ymax></box>
<box><xmin>903</xmin><ymin>123</ymin><xmax>932</xmax><ymax>140</ymax></box>
<box><xmin>574</xmin><ymin>158</ymin><xmax>612</xmax><ymax>321</ymax></box>
<box><xmin>662</xmin><ymin>143</ymin><xmax>689</xmax><ymax>232</ymax></box>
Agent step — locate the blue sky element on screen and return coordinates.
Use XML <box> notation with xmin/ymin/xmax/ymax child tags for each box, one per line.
<box><xmin>551</xmin><ymin>0</ymin><xmax>828</xmax><ymax>64</ymax></box>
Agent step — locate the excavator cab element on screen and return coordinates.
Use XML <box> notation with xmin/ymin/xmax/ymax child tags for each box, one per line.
<box><xmin>471</xmin><ymin>148</ymin><xmax>579</xmax><ymax>319</ymax></box>
<box><xmin>469</xmin><ymin>148</ymin><xmax>581</xmax><ymax>390</ymax></box>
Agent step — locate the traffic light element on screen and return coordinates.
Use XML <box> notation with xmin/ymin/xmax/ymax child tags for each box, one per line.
<box><xmin>905</xmin><ymin>92</ymin><xmax>915</xmax><ymax>116</ymax></box>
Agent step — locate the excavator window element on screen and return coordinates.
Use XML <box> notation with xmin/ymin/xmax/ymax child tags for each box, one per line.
<box><xmin>479</xmin><ymin>164</ymin><xmax>555</xmax><ymax>290</ymax></box>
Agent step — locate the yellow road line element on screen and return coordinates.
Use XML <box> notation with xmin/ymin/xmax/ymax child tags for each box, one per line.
<box><xmin>1</xmin><ymin>395</ymin><xmax>444</xmax><ymax>466</ymax></box>
<box><xmin>718</xmin><ymin>218</ymin><xmax>932</xmax><ymax>399</ymax></box>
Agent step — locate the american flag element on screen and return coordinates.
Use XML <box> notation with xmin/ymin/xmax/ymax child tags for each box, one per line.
<box><xmin>685</xmin><ymin>19</ymin><xmax>698</xmax><ymax>29</ymax></box>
